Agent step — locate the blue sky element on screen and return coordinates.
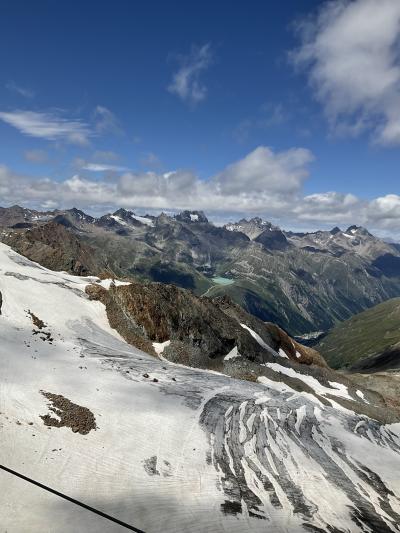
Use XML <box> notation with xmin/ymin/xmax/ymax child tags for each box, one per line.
<box><xmin>1</xmin><ymin>0</ymin><xmax>400</xmax><ymax>236</ymax></box>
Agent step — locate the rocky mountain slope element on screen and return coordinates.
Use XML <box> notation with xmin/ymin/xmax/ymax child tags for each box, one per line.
<box><xmin>1</xmin><ymin>204</ymin><xmax>400</xmax><ymax>336</ymax></box>
<box><xmin>316</xmin><ymin>297</ymin><xmax>400</xmax><ymax>372</ymax></box>
<box><xmin>1</xmin><ymin>242</ymin><xmax>400</xmax><ymax>532</ymax></box>
<box><xmin>85</xmin><ymin>281</ymin><xmax>327</xmax><ymax>371</ymax></box>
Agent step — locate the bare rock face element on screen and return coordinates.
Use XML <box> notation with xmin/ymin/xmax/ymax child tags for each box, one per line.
<box><xmin>3</xmin><ymin>221</ymin><xmax>102</xmax><ymax>275</ymax></box>
<box><xmin>174</xmin><ymin>210</ymin><xmax>209</xmax><ymax>224</ymax></box>
<box><xmin>268</xmin><ymin>324</ymin><xmax>327</xmax><ymax>366</ymax></box>
<box><xmin>87</xmin><ymin>280</ymin><xmax>271</xmax><ymax>365</ymax></box>
<box><xmin>213</xmin><ymin>295</ymin><xmax>327</xmax><ymax>367</ymax></box>
<box><xmin>86</xmin><ymin>280</ymin><xmax>327</xmax><ymax>372</ymax></box>
<box><xmin>0</xmin><ymin>205</ymin><xmax>50</xmax><ymax>226</ymax></box>
<box><xmin>86</xmin><ymin>283</ymin><xmax>157</xmax><ymax>355</ymax></box>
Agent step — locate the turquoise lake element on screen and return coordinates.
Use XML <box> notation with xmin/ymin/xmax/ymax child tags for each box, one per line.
<box><xmin>211</xmin><ymin>277</ymin><xmax>234</xmax><ymax>286</ymax></box>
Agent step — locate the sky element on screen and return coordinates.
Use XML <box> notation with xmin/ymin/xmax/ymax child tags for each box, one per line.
<box><xmin>1</xmin><ymin>0</ymin><xmax>400</xmax><ymax>237</ymax></box>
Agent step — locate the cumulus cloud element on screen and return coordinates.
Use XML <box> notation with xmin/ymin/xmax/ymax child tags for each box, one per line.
<box><xmin>291</xmin><ymin>0</ymin><xmax>400</xmax><ymax>145</ymax></box>
<box><xmin>294</xmin><ymin>192</ymin><xmax>363</xmax><ymax>223</ymax></box>
<box><xmin>2</xmin><ymin>146</ymin><xmax>400</xmax><ymax>237</ymax></box>
<box><xmin>0</xmin><ymin>146</ymin><xmax>311</xmax><ymax>213</ymax></box>
<box><xmin>368</xmin><ymin>194</ymin><xmax>400</xmax><ymax>223</ymax></box>
<box><xmin>0</xmin><ymin>110</ymin><xmax>92</xmax><ymax>145</ymax></box>
<box><xmin>168</xmin><ymin>44</ymin><xmax>213</xmax><ymax>105</ymax></box>
<box><xmin>215</xmin><ymin>146</ymin><xmax>313</xmax><ymax>195</ymax></box>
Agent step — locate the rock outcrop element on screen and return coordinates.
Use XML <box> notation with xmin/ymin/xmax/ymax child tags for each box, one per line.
<box><xmin>86</xmin><ymin>281</ymin><xmax>327</xmax><ymax>371</ymax></box>
<box><xmin>3</xmin><ymin>221</ymin><xmax>102</xmax><ymax>275</ymax></box>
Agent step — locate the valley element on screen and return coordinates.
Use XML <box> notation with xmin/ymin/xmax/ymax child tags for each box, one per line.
<box><xmin>2</xmin><ymin>205</ymin><xmax>400</xmax><ymax>337</ymax></box>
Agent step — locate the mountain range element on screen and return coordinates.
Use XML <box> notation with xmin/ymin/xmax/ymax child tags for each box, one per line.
<box><xmin>1</xmin><ymin>204</ymin><xmax>400</xmax><ymax>337</ymax></box>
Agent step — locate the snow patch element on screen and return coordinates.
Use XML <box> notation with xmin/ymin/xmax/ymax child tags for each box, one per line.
<box><xmin>131</xmin><ymin>214</ymin><xmax>154</xmax><ymax>227</ymax></box>
<box><xmin>96</xmin><ymin>278</ymin><xmax>131</xmax><ymax>290</ymax></box>
<box><xmin>153</xmin><ymin>340</ymin><xmax>171</xmax><ymax>355</ymax></box>
<box><xmin>295</xmin><ymin>405</ymin><xmax>307</xmax><ymax>434</ymax></box>
<box><xmin>110</xmin><ymin>215</ymin><xmax>128</xmax><ymax>226</ymax></box>
<box><xmin>240</xmin><ymin>324</ymin><xmax>280</xmax><ymax>357</ymax></box>
<box><xmin>263</xmin><ymin>362</ymin><xmax>354</xmax><ymax>402</ymax></box>
<box><xmin>356</xmin><ymin>390</ymin><xmax>369</xmax><ymax>403</ymax></box>
<box><xmin>224</xmin><ymin>346</ymin><xmax>241</xmax><ymax>361</ymax></box>
<box><xmin>278</xmin><ymin>348</ymin><xmax>289</xmax><ymax>359</ymax></box>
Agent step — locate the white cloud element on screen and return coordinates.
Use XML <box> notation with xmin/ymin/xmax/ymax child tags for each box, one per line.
<box><xmin>0</xmin><ymin>110</ymin><xmax>92</xmax><ymax>145</ymax></box>
<box><xmin>168</xmin><ymin>44</ymin><xmax>213</xmax><ymax>105</ymax></box>
<box><xmin>294</xmin><ymin>192</ymin><xmax>362</xmax><ymax>222</ymax></box>
<box><xmin>368</xmin><ymin>194</ymin><xmax>400</xmax><ymax>222</ymax></box>
<box><xmin>2</xmin><ymin>146</ymin><xmax>400</xmax><ymax>238</ymax></box>
<box><xmin>0</xmin><ymin>106</ymin><xmax>122</xmax><ymax>145</ymax></box>
<box><xmin>291</xmin><ymin>0</ymin><xmax>400</xmax><ymax>145</ymax></box>
<box><xmin>83</xmin><ymin>163</ymin><xmax>129</xmax><ymax>172</ymax></box>
<box><xmin>214</xmin><ymin>146</ymin><xmax>313</xmax><ymax>195</ymax></box>
<box><xmin>0</xmin><ymin>146</ymin><xmax>310</xmax><ymax>213</ymax></box>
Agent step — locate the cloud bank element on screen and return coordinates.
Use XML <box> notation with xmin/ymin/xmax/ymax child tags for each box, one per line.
<box><xmin>1</xmin><ymin>145</ymin><xmax>400</xmax><ymax>238</ymax></box>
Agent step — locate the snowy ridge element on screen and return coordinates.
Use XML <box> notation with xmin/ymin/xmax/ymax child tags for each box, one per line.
<box><xmin>0</xmin><ymin>242</ymin><xmax>399</xmax><ymax>532</ymax></box>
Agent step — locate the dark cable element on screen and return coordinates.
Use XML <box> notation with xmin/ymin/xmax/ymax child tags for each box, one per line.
<box><xmin>0</xmin><ymin>464</ymin><xmax>145</xmax><ymax>532</ymax></box>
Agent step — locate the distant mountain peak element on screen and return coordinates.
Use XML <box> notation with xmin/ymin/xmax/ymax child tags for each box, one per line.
<box><xmin>113</xmin><ymin>207</ymin><xmax>133</xmax><ymax>216</ymax></box>
<box><xmin>345</xmin><ymin>225</ymin><xmax>372</xmax><ymax>237</ymax></box>
<box><xmin>68</xmin><ymin>207</ymin><xmax>93</xmax><ymax>220</ymax></box>
<box><xmin>175</xmin><ymin>210</ymin><xmax>208</xmax><ymax>223</ymax></box>
<box><xmin>225</xmin><ymin>217</ymin><xmax>278</xmax><ymax>240</ymax></box>
<box><xmin>236</xmin><ymin>216</ymin><xmax>274</xmax><ymax>227</ymax></box>
<box><xmin>112</xmin><ymin>208</ymin><xmax>135</xmax><ymax>222</ymax></box>
<box><xmin>330</xmin><ymin>226</ymin><xmax>341</xmax><ymax>235</ymax></box>
<box><xmin>112</xmin><ymin>208</ymin><xmax>155</xmax><ymax>227</ymax></box>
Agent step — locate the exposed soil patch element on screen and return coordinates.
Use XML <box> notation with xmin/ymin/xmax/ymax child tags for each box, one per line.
<box><xmin>39</xmin><ymin>391</ymin><xmax>97</xmax><ymax>435</ymax></box>
<box><xmin>143</xmin><ymin>455</ymin><xmax>160</xmax><ymax>476</ymax></box>
<box><xmin>27</xmin><ymin>310</ymin><xmax>46</xmax><ymax>329</ymax></box>
<box><xmin>26</xmin><ymin>310</ymin><xmax>54</xmax><ymax>343</ymax></box>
